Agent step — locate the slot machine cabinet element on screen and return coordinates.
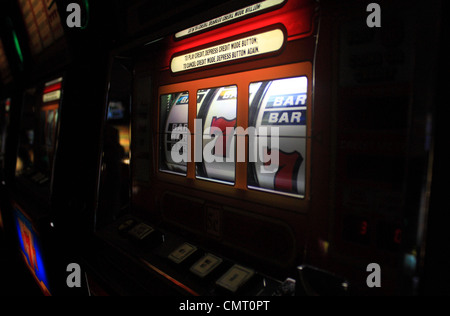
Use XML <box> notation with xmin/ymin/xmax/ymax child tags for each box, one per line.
<box><xmin>0</xmin><ymin>3</ymin><xmax>27</xmax><ymax>266</ymax></box>
<box><xmin>4</xmin><ymin>0</ymin><xmax>76</xmax><ymax>296</ymax></box>
<box><xmin>5</xmin><ymin>0</ymin><xmax>126</xmax><ymax>296</ymax></box>
<box><xmin>90</xmin><ymin>0</ymin><xmax>441</xmax><ymax>296</ymax></box>
<box><xmin>12</xmin><ymin>76</ymin><xmax>64</xmax><ymax>296</ymax></box>
<box><xmin>0</xmin><ymin>20</ymin><xmax>24</xmax><ymax>251</ymax></box>
<box><xmin>91</xmin><ymin>0</ymin><xmax>321</xmax><ymax>296</ymax></box>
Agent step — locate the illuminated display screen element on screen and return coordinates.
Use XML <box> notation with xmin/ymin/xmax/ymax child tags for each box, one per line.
<box><xmin>248</xmin><ymin>77</ymin><xmax>307</xmax><ymax>197</ymax></box>
<box><xmin>16</xmin><ymin>77</ymin><xmax>62</xmax><ymax>180</ymax></box>
<box><xmin>107</xmin><ymin>101</ymin><xmax>125</xmax><ymax>120</ymax></box>
<box><xmin>159</xmin><ymin>74</ymin><xmax>308</xmax><ymax>198</ymax></box>
<box><xmin>160</xmin><ymin>92</ymin><xmax>189</xmax><ymax>176</ymax></box>
<box><xmin>0</xmin><ymin>40</ymin><xmax>12</xmax><ymax>84</ymax></box>
<box><xmin>196</xmin><ymin>86</ymin><xmax>237</xmax><ymax>184</ymax></box>
<box><xmin>17</xmin><ymin>0</ymin><xmax>64</xmax><ymax>56</ymax></box>
<box><xmin>171</xmin><ymin>29</ymin><xmax>285</xmax><ymax>73</ymax></box>
<box><xmin>13</xmin><ymin>207</ymin><xmax>51</xmax><ymax>295</ymax></box>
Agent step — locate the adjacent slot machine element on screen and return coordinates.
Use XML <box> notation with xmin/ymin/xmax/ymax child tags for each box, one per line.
<box><xmin>9</xmin><ymin>0</ymin><xmax>68</xmax><ymax>296</ymax></box>
<box><xmin>91</xmin><ymin>0</ymin><xmax>440</xmax><ymax>296</ymax></box>
<box><xmin>15</xmin><ymin>76</ymin><xmax>62</xmax><ymax>188</ymax></box>
<box><xmin>13</xmin><ymin>76</ymin><xmax>63</xmax><ymax>296</ymax></box>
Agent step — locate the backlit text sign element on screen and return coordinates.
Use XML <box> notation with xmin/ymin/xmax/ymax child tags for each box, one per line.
<box><xmin>171</xmin><ymin>28</ymin><xmax>284</xmax><ymax>73</ymax></box>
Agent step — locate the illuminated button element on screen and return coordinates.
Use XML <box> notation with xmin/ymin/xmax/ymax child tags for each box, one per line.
<box><xmin>343</xmin><ymin>216</ymin><xmax>371</xmax><ymax>245</ymax></box>
<box><xmin>118</xmin><ymin>219</ymin><xmax>136</xmax><ymax>233</ymax></box>
<box><xmin>216</xmin><ymin>264</ymin><xmax>255</xmax><ymax>293</ymax></box>
<box><xmin>377</xmin><ymin>221</ymin><xmax>403</xmax><ymax>251</ymax></box>
<box><xmin>127</xmin><ymin>223</ymin><xmax>155</xmax><ymax>241</ymax></box>
<box><xmin>168</xmin><ymin>243</ymin><xmax>197</xmax><ymax>264</ymax></box>
<box><xmin>190</xmin><ymin>253</ymin><xmax>223</xmax><ymax>278</ymax></box>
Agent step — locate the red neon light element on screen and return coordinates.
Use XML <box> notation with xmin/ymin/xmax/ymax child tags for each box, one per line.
<box><xmin>394</xmin><ymin>228</ymin><xmax>402</xmax><ymax>244</ymax></box>
<box><xmin>360</xmin><ymin>221</ymin><xmax>368</xmax><ymax>236</ymax></box>
<box><xmin>43</xmin><ymin>82</ymin><xmax>62</xmax><ymax>94</ymax></box>
<box><xmin>141</xmin><ymin>259</ymin><xmax>200</xmax><ymax>296</ymax></box>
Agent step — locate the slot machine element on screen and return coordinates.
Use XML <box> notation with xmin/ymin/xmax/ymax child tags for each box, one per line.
<box><xmin>0</xmin><ymin>21</ymin><xmax>21</xmax><ymax>250</ymax></box>
<box><xmin>6</xmin><ymin>0</ymin><xmax>69</xmax><ymax>296</ymax></box>
<box><xmin>88</xmin><ymin>0</ymin><xmax>443</xmax><ymax>296</ymax></box>
<box><xmin>6</xmin><ymin>0</ymin><xmax>124</xmax><ymax>295</ymax></box>
<box><xmin>90</xmin><ymin>0</ymin><xmax>317</xmax><ymax>296</ymax></box>
<box><xmin>13</xmin><ymin>76</ymin><xmax>64</xmax><ymax>296</ymax></box>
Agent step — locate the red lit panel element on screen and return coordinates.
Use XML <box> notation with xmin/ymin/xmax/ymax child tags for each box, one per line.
<box><xmin>162</xmin><ymin>0</ymin><xmax>316</xmax><ymax>69</ymax></box>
